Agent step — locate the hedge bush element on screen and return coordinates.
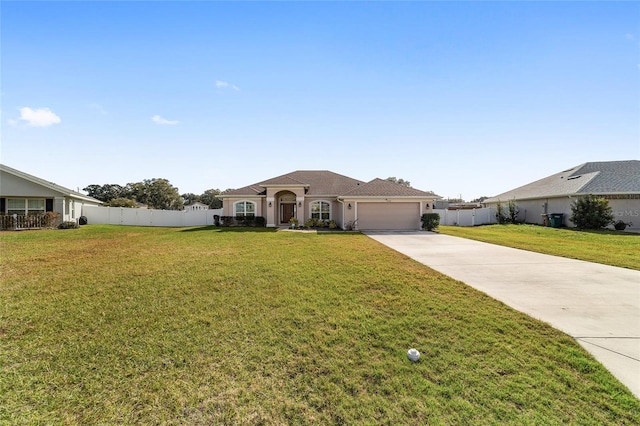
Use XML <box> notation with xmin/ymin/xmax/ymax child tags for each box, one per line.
<box><xmin>421</xmin><ymin>213</ymin><xmax>440</xmax><ymax>231</ymax></box>
<box><xmin>58</xmin><ymin>221</ymin><xmax>80</xmax><ymax>229</ymax></box>
<box><xmin>570</xmin><ymin>195</ymin><xmax>614</xmax><ymax>230</ymax></box>
<box><xmin>219</xmin><ymin>216</ymin><xmax>266</xmax><ymax>227</ymax></box>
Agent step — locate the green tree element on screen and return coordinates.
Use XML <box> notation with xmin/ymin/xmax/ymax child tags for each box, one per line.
<box><xmin>83</xmin><ymin>184</ymin><xmax>126</xmax><ymax>202</ymax></box>
<box><xmin>125</xmin><ymin>182</ymin><xmax>148</xmax><ymax>205</ymax></box>
<box><xmin>386</xmin><ymin>177</ymin><xmax>411</xmax><ymax>187</ymax></box>
<box><xmin>181</xmin><ymin>193</ymin><xmax>201</xmax><ymax>206</ymax></box>
<box><xmin>104</xmin><ymin>197</ymin><xmax>138</xmax><ymax>208</ymax></box>
<box><xmin>200</xmin><ymin>189</ymin><xmax>223</xmax><ymax>209</ymax></box>
<box><xmin>146</xmin><ymin>178</ymin><xmax>183</xmax><ymax>210</ymax></box>
<box><xmin>125</xmin><ymin>179</ymin><xmax>182</xmax><ymax>210</ymax></box>
<box><xmin>570</xmin><ymin>194</ymin><xmax>614</xmax><ymax>230</ymax></box>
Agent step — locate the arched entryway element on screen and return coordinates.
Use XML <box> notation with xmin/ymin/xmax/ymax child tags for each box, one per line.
<box><xmin>277</xmin><ymin>191</ymin><xmax>297</xmax><ymax>224</ymax></box>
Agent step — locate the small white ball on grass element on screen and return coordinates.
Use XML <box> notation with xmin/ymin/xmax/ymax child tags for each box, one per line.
<box><xmin>407</xmin><ymin>348</ymin><xmax>420</xmax><ymax>362</ymax></box>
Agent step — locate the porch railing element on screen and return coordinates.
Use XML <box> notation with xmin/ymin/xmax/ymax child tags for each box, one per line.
<box><xmin>0</xmin><ymin>214</ymin><xmax>58</xmax><ymax>230</ymax></box>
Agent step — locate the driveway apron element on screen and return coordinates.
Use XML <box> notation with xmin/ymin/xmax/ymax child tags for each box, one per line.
<box><xmin>364</xmin><ymin>231</ymin><xmax>640</xmax><ymax>399</ymax></box>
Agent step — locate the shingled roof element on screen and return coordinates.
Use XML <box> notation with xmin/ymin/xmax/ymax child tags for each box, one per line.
<box><xmin>222</xmin><ymin>184</ymin><xmax>267</xmax><ymax>197</ymax></box>
<box><xmin>221</xmin><ymin>170</ymin><xmax>440</xmax><ymax>198</ymax></box>
<box><xmin>341</xmin><ymin>178</ymin><xmax>439</xmax><ymax>197</ymax></box>
<box><xmin>0</xmin><ymin>163</ymin><xmax>101</xmax><ymax>203</ymax></box>
<box><xmin>485</xmin><ymin>160</ymin><xmax>640</xmax><ymax>202</ymax></box>
<box><xmin>222</xmin><ymin>170</ymin><xmax>364</xmax><ymax>197</ymax></box>
<box><xmin>265</xmin><ymin>171</ymin><xmax>366</xmax><ymax>196</ymax></box>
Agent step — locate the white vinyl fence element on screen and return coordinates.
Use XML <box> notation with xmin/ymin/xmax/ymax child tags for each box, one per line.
<box><xmin>82</xmin><ymin>205</ymin><xmax>223</xmax><ymax>227</ymax></box>
<box><xmin>434</xmin><ymin>208</ymin><xmax>496</xmax><ymax>227</ymax></box>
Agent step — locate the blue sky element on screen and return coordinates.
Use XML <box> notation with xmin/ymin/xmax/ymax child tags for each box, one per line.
<box><xmin>2</xmin><ymin>1</ymin><xmax>638</xmax><ymax>200</ymax></box>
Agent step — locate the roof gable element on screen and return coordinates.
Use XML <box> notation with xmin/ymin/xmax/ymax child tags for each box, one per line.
<box><xmin>257</xmin><ymin>174</ymin><xmax>308</xmax><ymax>187</ymax></box>
<box><xmin>225</xmin><ymin>170</ymin><xmax>365</xmax><ymax>197</ymax></box>
<box><xmin>0</xmin><ymin>164</ymin><xmax>101</xmax><ymax>203</ymax></box>
<box><xmin>341</xmin><ymin>178</ymin><xmax>439</xmax><ymax>198</ymax></box>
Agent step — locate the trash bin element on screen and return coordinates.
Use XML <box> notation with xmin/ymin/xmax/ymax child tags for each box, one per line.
<box><xmin>549</xmin><ymin>213</ymin><xmax>564</xmax><ymax>228</ymax></box>
<box><xmin>541</xmin><ymin>214</ymin><xmax>549</xmax><ymax>227</ymax></box>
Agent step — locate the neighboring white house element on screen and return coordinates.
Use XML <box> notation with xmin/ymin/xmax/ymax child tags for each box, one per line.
<box><xmin>484</xmin><ymin>161</ymin><xmax>640</xmax><ymax>230</ymax></box>
<box><xmin>0</xmin><ymin>164</ymin><xmax>102</xmax><ymax>226</ymax></box>
<box><xmin>184</xmin><ymin>202</ymin><xmax>210</xmax><ymax>211</ymax></box>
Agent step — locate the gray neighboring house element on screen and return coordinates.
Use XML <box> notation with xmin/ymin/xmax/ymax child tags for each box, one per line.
<box><xmin>484</xmin><ymin>160</ymin><xmax>640</xmax><ymax>229</ymax></box>
<box><xmin>0</xmin><ymin>164</ymin><xmax>102</xmax><ymax>227</ymax></box>
<box><xmin>220</xmin><ymin>170</ymin><xmax>441</xmax><ymax>230</ymax></box>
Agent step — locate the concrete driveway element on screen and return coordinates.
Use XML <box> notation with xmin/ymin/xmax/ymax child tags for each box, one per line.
<box><xmin>364</xmin><ymin>231</ymin><xmax>640</xmax><ymax>399</ymax></box>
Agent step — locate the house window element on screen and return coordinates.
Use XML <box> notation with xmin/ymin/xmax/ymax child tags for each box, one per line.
<box><xmin>6</xmin><ymin>199</ymin><xmax>46</xmax><ymax>215</ymax></box>
<box><xmin>234</xmin><ymin>201</ymin><xmax>256</xmax><ymax>216</ymax></box>
<box><xmin>28</xmin><ymin>199</ymin><xmax>45</xmax><ymax>214</ymax></box>
<box><xmin>310</xmin><ymin>201</ymin><xmax>331</xmax><ymax>220</ymax></box>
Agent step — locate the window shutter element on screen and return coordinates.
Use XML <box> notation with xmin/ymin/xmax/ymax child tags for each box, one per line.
<box><xmin>0</xmin><ymin>198</ymin><xmax>5</xmax><ymax>214</ymax></box>
<box><xmin>46</xmin><ymin>199</ymin><xmax>54</xmax><ymax>212</ymax></box>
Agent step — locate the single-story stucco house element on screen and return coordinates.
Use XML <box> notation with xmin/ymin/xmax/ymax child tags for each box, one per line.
<box><xmin>220</xmin><ymin>170</ymin><xmax>441</xmax><ymax>230</ymax></box>
<box><xmin>0</xmin><ymin>164</ymin><xmax>102</xmax><ymax>226</ymax></box>
<box><xmin>484</xmin><ymin>160</ymin><xmax>640</xmax><ymax>229</ymax></box>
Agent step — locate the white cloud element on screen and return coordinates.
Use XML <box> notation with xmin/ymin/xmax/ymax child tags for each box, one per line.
<box><xmin>215</xmin><ymin>80</ymin><xmax>240</xmax><ymax>91</ymax></box>
<box><xmin>152</xmin><ymin>115</ymin><xmax>179</xmax><ymax>125</ymax></box>
<box><xmin>17</xmin><ymin>107</ymin><xmax>61</xmax><ymax>127</ymax></box>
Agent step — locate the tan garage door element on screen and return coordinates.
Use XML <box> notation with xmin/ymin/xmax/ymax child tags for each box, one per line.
<box><xmin>357</xmin><ymin>202</ymin><xmax>420</xmax><ymax>230</ymax></box>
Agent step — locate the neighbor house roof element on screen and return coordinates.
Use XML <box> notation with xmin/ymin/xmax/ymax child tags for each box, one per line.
<box><xmin>221</xmin><ymin>170</ymin><xmax>441</xmax><ymax>198</ymax></box>
<box><xmin>485</xmin><ymin>160</ymin><xmax>640</xmax><ymax>202</ymax></box>
<box><xmin>0</xmin><ymin>163</ymin><xmax>102</xmax><ymax>204</ymax></box>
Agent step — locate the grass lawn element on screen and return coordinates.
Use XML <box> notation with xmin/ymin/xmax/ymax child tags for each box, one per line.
<box><xmin>1</xmin><ymin>225</ymin><xmax>639</xmax><ymax>424</ymax></box>
<box><xmin>439</xmin><ymin>224</ymin><xmax>640</xmax><ymax>271</ymax></box>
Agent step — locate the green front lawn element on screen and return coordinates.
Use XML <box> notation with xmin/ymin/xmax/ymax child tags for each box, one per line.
<box><xmin>439</xmin><ymin>224</ymin><xmax>640</xmax><ymax>270</ymax></box>
<box><xmin>1</xmin><ymin>225</ymin><xmax>638</xmax><ymax>424</ymax></box>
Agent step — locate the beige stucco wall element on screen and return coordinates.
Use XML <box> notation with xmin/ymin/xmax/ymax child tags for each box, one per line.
<box><xmin>223</xmin><ymin>197</ymin><xmax>264</xmax><ymax>217</ymax></box>
<box><xmin>300</xmin><ymin>197</ymin><xmax>343</xmax><ymax>225</ymax></box>
<box><xmin>222</xmin><ymin>194</ymin><xmax>440</xmax><ymax>229</ymax></box>
<box><xmin>341</xmin><ymin>198</ymin><xmax>436</xmax><ymax>230</ymax></box>
<box><xmin>342</xmin><ymin>200</ymin><xmax>357</xmax><ymax>228</ymax></box>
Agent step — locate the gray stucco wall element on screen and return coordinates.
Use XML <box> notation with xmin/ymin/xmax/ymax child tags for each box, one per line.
<box><xmin>0</xmin><ymin>171</ymin><xmax>61</xmax><ymax>197</ymax></box>
<box><xmin>486</xmin><ymin>196</ymin><xmax>640</xmax><ymax>231</ymax></box>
